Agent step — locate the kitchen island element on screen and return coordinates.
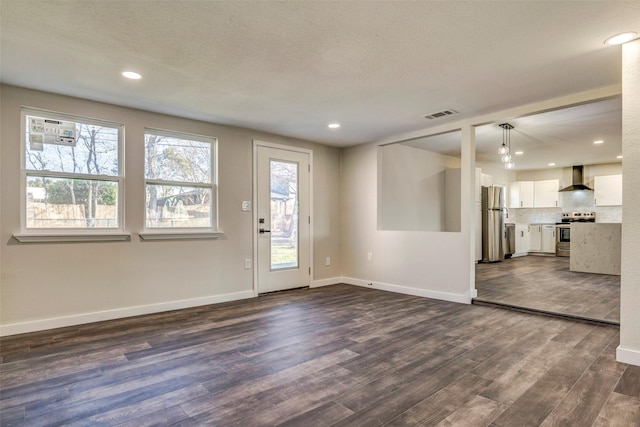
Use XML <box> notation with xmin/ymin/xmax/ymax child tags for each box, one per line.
<box><xmin>570</xmin><ymin>223</ymin><xmax>621</xmax><ymax>275</ymax></box>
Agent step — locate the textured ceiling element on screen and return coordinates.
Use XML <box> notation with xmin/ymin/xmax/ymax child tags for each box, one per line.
<box><xmin>1</xmin><ymin>1</ymin><xmax>639</xmax><ymax>149</ymax></box>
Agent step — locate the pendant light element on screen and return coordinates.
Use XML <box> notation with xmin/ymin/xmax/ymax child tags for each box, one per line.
<box><xmin>498</xmin><ymin>123</ymin><xmax>515</xmax><ymax>169</ymax></box>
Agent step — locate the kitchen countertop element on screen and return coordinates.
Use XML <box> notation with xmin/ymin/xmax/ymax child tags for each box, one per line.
<box><xmin>570</xmin><ymin>223</ymin><xmax>621</xmax><ymax>276</ymax></box>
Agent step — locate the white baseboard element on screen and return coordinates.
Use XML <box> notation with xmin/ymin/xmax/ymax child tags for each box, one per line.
<box><xmin>617</xmin><ymin>345</ymin><xmax>640</xmax><ymax>367</ymax></box>
<box><xmin>0</xmin><ymin>290</ymin><xmax>255</xmax><ymax>337</ymax></box>
<box><xmin>341</xmin><ymin>277</ymin><xmax>471</xmax><ymax>304</ymax></box>
<box><xmin>311</xmin><ymin>277</ymin><xmax>343</xmax><ymax>288</ymax></box>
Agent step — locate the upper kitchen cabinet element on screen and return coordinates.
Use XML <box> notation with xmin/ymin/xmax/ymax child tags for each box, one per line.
<box><xmin>594</xmin><ymin>174</ymin><xmax>622</xmax><ymax>206</ymax></box>
<box><xmin>533</xmin><ymin>179</ymin><xmax>559</xmax><ymax>208</ymax></box>
<box><xmin>508</xmin><ymin>179</ymin><xmax>559</xmax><ymax>208</ymax></box>
<box><xmin>509</xmin><ymin>181</ymin><xmax>534</xmax><ymax>208</ymax></box>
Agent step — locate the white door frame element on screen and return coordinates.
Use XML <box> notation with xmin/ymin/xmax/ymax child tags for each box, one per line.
<box><xmin>252</xmin><ymin>140</ymin><xmax>313</xmax><ymax>296</ymax></box>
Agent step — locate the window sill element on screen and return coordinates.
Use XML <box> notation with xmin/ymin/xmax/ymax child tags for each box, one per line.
<box><xmin>13</xmin><ymin>232</ymin><xmax>131</xmax><ymax>243</ymax></box>
<box><xmin>138</xmin><ymin>231</ymin><xmax>224</xmax><ymax>241</ymax></box>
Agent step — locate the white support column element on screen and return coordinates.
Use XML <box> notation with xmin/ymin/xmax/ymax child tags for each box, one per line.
<box><xmin>618</xmin><ymin>38</ymin><xmax>640</xmax><ymax>367</ymax></box>
<box><xmin>461</xmin><ymin>125</ymin><xmax>477</xmax><ymax>299</ymax></box>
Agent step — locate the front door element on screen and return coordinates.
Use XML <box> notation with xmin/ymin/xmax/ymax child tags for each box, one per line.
<box><xmin>255</xmin><ymin>142</ymin><xmax>311</xmax><ymax>293</ymax></box>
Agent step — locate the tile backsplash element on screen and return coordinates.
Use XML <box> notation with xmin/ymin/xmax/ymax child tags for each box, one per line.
<box><xmin>512</xmin><ymin>208</ymin><xmax>561</xmax><ymax>224</ymax></box>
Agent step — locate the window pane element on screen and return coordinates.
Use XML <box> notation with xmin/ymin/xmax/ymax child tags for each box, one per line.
<box><xmin>145</xmin><ymin>134</ymin><xmax>211</xmax><ymax>183</ymax></box>
<box><xmin>25</xmin><ymin>115</ymin><xmax>119</xmax><ymax>176</ymax></box>
<box><xmin>270</xmin><ymin>160</ymin><xmax>298</xmax><ymax>270</ymax></box>
<box><xmin>146</xmin><ymin>185</ymin><xmax>212</xmax><ymax>228</ymax></box>
<box><xmin>26</xmin><ymin>176</ymin><xmax>119</xmax><ymax>228</ymax></box>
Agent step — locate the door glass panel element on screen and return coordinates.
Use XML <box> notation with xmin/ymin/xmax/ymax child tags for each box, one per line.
<box><xmin>270</xmin><ymin>160</ymin><xmax>299</xmax><ymax>270</ymax></box>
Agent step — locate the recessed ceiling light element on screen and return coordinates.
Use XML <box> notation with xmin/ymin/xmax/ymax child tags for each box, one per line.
<box><xmin>328</xmin><ymin>123</ymin><xmax>340</xmax><ymax>129</ymax></box>
<box><xmin>121</xmin><ymin>71</ymin><xmax>142</xmax><ymax>80</ymax></box>
<box><xmin>515</xmin><ymin>151</ymin><xmax>524</xmax><ymax>155</ymax></box>
<box><xmin>617</xmin><ymin>155</ymin><xmax>623</xmax><ymax>159</ymax></box>
<box><xmin>593</xmin><ymin>140</ymin><xmax>604</xmax><ymax>144</ymax></box>
<box><xmin>605</xmin><ymin>32</ymin><xmax>638</xmax><ymax>45</ymax></box>
<box><xmin>548</xmin><ymin>163</ymin><xmax>556</xmax><ymax>166</ymax></box>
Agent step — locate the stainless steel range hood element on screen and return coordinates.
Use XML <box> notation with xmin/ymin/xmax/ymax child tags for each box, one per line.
<box><xmin>559</xmin><ymin>165</ymin><xmax>593</xmax><ymax>192</ymax></box>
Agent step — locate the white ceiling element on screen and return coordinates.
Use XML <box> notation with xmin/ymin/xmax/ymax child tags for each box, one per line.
<box><xmin>401</xmin><ymin>96</ymin><xmax>622</xmax><ymax>171</ymax></box>
<box><xmin>1</xmin><ymin>1</ymin><xmax>638</xmax><ymax>155</ymax></box>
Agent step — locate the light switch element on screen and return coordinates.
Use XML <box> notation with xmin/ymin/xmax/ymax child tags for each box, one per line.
<box><xmin>241</xmin><ymin>201</ymin><xmax>251</xmax><ymax>211</ymax></box>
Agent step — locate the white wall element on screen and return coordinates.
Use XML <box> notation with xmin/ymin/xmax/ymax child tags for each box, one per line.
<box><xmin>377</xmin><ymin>144</ymin><xmax>461</xmax><ymax>232</ymax></box>
<box><xmin>477</xmin><ymin>162</ymin><xmax>516</xmax><ymax>188</ymax></box>
<box><xmin>619</xmin><ymin>39</ymin><xmax>640</xmax><ymax>366</ymax></box>
<box><xmin>341</xmin><ymin>143</ymin><xmax>471</xmax><ymax>303</ymax></box>
<box><xmin>0</xmin><ymin>85</ymin><xmax>342</xmax><ymax>334</ymax></box>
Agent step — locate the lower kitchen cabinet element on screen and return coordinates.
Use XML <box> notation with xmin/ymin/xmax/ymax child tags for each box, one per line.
<box><xmin>529</xmin><ymin>224</ymin><xmax>555</xmax><ymax>254</ymax></box>
<box><xmin>514</xmin><ymin>224</ymin><xmax>530</xmax><ymax>256</ymax></box>
<box><xmin>541</xmin><ymin>224</ymin><xmax>556</xmax><ymax>254</ymax></box>
<box><xmin>529</xmin><ymin>224</ymin><xmax>542</xmax><ymax>252</ymax></box>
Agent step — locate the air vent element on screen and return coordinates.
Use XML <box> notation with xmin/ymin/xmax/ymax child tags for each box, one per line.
<box><xmin>424</xmin><ymin>109</ymin><xmax>458</xmax><ymax>120</ymax></box>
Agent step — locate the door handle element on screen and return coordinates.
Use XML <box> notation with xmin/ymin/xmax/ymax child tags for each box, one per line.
<box><xmin>259</xmin><ymin>228</ymin><xmax>271</xmax><ymax>234</ymax></box>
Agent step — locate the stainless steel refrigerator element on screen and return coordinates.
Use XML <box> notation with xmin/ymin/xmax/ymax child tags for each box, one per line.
<box><xmin>481</xmin><ymin>185</ymin><xmax>504</xmax><ymax>262</ymax></box>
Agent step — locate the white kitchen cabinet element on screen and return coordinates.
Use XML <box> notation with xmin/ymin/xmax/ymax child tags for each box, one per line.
<box><xmin>529</xmin><ymin>224</ymin><xmax>555</xmax><ymax>253</ymax></box>
<box><xmin>529</xmin><ymin>224</ymin><xmax>542</xmax><ymax>252</ymax></box>
<box><xmin>594</xmin><ymin>174</ymin><xmax>622</xmax><ymax>206</ymax></box>
<box><xmin>514</xmin><ymin>224</ymin><xmax>530</xmax><ymax>257</ymax></box>
<box><xmin>509</xmin><ymin>181</ymin><xmax>534</xmax><ymax>208</ymax></box>
<box><xmin>509</xmin><ymin>179</ymin><xmax>559</xmax><ymax>208</ymax></box>
<box><xmin>534</xmin><ymin>179</ymin><xmax>560</xmax><ymax>208</ymax></box>
<box><xmin>541</xmin><ymin>224</ymin><xmax>556</xmax><ymax>253</ymax></box>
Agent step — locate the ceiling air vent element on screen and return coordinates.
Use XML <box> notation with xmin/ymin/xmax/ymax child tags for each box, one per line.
<box><xmin>424</xmin><ymin>109</ymin><xmax>458</xmax><ymax>120</ymax></box>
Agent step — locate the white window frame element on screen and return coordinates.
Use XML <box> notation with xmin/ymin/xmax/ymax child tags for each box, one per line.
<box><xmin>14</xmin><ymin>107</ymin><xmax>128</xmax><ymax>243</ymax></box>
<box><xmin>139</xmin><ymin>127</ymin><xmax>221</xmax><ymax>240</ymax></box>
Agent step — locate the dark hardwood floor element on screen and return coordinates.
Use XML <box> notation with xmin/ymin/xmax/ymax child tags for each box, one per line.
<box><xmin>1</xmin><ymin>284</ymin><xmax>638</xmax><ymax>426</ymax></box>
<box><xmin>475</xmin><ymin>255</ymin><xmax>620</xmax><ymax>325</ymax></box>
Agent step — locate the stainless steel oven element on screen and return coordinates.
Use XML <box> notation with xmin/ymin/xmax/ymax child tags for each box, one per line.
<box><xmin>556</xmin><ymin>224</ymin><xmax>571</xmax><ymax>257</ymax></box>
<box><xmin>556</xmin><ymin>212</ymin><xmax>596</xmax><ymax>257</ymax></box>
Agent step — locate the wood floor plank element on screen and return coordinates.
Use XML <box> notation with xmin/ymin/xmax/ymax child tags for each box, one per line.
<box><xmin>276</xmin><ymin>401</ymin><xmax>354</xmax><ymax>427</ymax></box>
<box><xmin>434</xmin><ymin>394</ymin><xmax>507</xmax><ymax>427</ymax></box>
<box><xmin>614</xmin><ymin>365</ymin><xmax>640</xmax><ymax>398</ymax></box>
<box><xmin>71</xmin><ymin>385</ymin><xmax>208</xmax><ymax>426</ymax></box>
<box><xmin>332</xmin><ymin>357</ymin><xmax>480</xmax><ymax>426</ymax></box>
<box><xmin>490</xmin><ymin>344</ymin><xmax>601</xmax><ymax>426</ymax></box>
<box><xmin>539</xmin><ymin>340</ymin><xmax>626</xmax><ymax>427</ymax></box>
<box><xmin>335</xmin><ymin>346</ymin><xmax>472</xmax><ymax>413</ymax></box>
<box><xmin>0</xmin><ymin>284</ymin><xmax>633</xmax><ymax>427</ymax></box>
<box><xmin>479</xmin><ymin>339</ymin><xmax>574</xmax><ymax>405</ymax></box>
<box><xmin>112</xmin><ymin>405</ymin><xmax>191</xmax><ymax>427</ymax></box>
<box><xmin>384</xmin><ymin>373</ymin><xmax>493</xmax><ymax>426</ymax></box>
<box><xmin>592</xmin><ymin>392</ymin><xmax>640</xmax><ymax>427</ymax></box>
<box><xmin>181</xmin><ymin>348</ymin><xmax>358</xmax><ymax>418</ymax></box>
<box><xmin>472</xmin><ymin>327</ymin><xmax>561</xmax><ymax>383</ymax></box>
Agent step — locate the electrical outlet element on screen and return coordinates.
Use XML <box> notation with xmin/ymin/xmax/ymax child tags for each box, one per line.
<box><xmin>368</xmin><ymin>283</ymin><xmax>373</xmax><ymax>287</ymax></box>
<box><xmin>244</xmin><ymin>258</ymin><xmax>251</xmax><ymax>269</ymax></box>
<box><xmin>325</xmin><ymin>257</ymin><xmax>331</xmax><ymax>266</ymax></box>
<box><xmin>367</xmin><ymin>252</ymin><xmax>373</xmax><ymax>262</ymax></box>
